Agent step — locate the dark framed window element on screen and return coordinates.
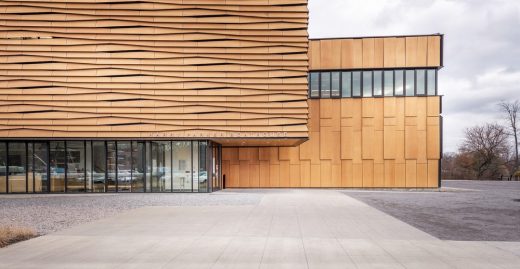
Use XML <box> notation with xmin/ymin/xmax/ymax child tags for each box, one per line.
<box><xmin>8</xmin><ymin>142</ymin><xmax>26</xmax><ymax>193</ymax></box>
<box><xmin>66</xmin><ymin>141</ymin><xmax>85</xmax><ymax>192</ymax></box>
<box><xmin>309</xmin><ymin>72</ymin><xmax>320</xmax><ymax>98</ymax></box>
<box><xmin>106</xmin><ymin>141</ymin><xmax>117</xmax><ymax>192</ymax></box>
<box><xmin>50</xmin><ymin>141</ymin><xmax>66</xmax><ymax>193</ymax></box>
<box><xmin>341</xmin><ymin>72</ymin><xmax>352</xmax><ymax>97</ymax></box>
<box><xmin>92</xmin><ymin>141</ymin><xmax>106</xmax><ymax>192</ymax></box>
<box><xmin>0</xmin><ymin>142</ymin><xmax>6</xmax><ymax>194</ymax></box>
<box><xmin>320</xmin><ymin>72</ymin><xmax>331</xmax><ymax>98</ymax></box>
<box><xmin>405</xmin><ymin>70</ymin><xmax>415</xmax><ymax>96</ymax></box>
<box><xmin>373</xmin><ymin>71</ymin><xmax>383</xmax><ymax>96</ymax></box>
<box><xmin>33</xmin><ymin>142</ymin><xmax>48</xmax><ymax>193</ymax></box>
<box><xmin>352</xmin><ymin>71</ymin><xmax>362</xmax><ymax>97</ymax></box>
<box><xmin>427</xmin><ymin>69</ymin><xmax>437</xmax><ymax>95</ymax></box>
<box><xmin>395</xmin><ymin>70</ymin><xmax>404</xmax><ymax>96</ymax></box>
<box><xmin>362</xmin><ymin>71</ymin><xmax>373</xmax><ymax>97</ymax></box>
<box><xmin>307</xmin><ymin>68</ymin><xmax>438</xmax><ymax>98</ymax></box>
<box><xmin>416</xmin><ymin>69</ymin><xmax>426</xmax><ymax>95</ymax></box>
<box><xmin>331</xmin><ymin>72</ymin><xmax>341</xmax><ymax>98</ymax></box>
<box><xmin>383</xmin><ymin>70</ymin><xmax>394</xmax><ymax>96</ymax></box>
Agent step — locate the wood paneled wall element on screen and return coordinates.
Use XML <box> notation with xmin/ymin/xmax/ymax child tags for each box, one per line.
<box><xmin>0</xmin><ymin>0</ymin><xmax>309</xmax><ymax>141</ymax></box>
<box><xmin>309</xmin><ymin>35</ymin><xmax>442</xmax><ymax>70</ymax></box>
<box><xmin>222</xmin><ymin>97</ymin><xmax>441</xmax><ymax>188</ymax></box>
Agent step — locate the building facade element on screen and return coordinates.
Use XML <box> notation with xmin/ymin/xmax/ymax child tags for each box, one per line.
<box><xmin>0</xmin><ymin>0</ymin><xmax>442</xmax><ymax>193</ymax></box>
<box><xmin>222</xmin><ymin>36</ymin><xmax>443</xmax><ymax>188</ymax></box>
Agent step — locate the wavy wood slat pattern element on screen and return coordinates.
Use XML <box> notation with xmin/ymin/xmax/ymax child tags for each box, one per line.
<box><xmin>0</xmin><ymin>0</ymin><xmax>309</xmax><ymax>141</ymax></box>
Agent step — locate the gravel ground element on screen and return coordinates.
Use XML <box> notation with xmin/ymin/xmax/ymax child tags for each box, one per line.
<box><xmin>0</xmin><ymin>192</ymin><xmax>263</xmax><ymax>235</ymax></box>
<box><xmin>344</xmin><ymin>180</ymin><xmax>520</xmax><ymax>241</ymax></box>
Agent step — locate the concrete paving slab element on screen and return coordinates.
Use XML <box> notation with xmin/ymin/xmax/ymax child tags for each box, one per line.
<box><xmin>0</xmin><ymin>189</ymin><xmax>519</xmax><ymax>268</ymax></box>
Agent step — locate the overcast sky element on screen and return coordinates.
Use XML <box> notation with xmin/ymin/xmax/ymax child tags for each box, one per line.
<box><xmin>308</xmin><ymin>0</ymin><xmax>520</xmax><ymax>152</ymax></box>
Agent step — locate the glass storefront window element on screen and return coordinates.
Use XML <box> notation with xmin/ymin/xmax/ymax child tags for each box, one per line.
<box><xmin>132</xmin><ymin>142</ymin><xmax>145</xmax><ymax>192</ymax></box>
<box><xmin>0</xmin><ymin>143</ymin><xmax>5</xmax><ymax>193</ymax></box>
<box><xmin>151</xmin><ymin>141</ymin><xmax>172</xmax><ymax>192</ymax></box>
<box><xmin>145</xmin><ymin>141</ymin><xmax>151</xmax><ymax>192</ymax></box>
<box><xmin>8</xmin><ymin>142</ymin><xmax>26</xmax><ymax>193</ymax></box>
<box><xmin>107</xmin><ymin>141</ymin><xmax>117</xmax><ymax>192</ymax></box>
<box><xmin>117</xmin><ymin>141</ymin><xmax>132</xmax><ymax>192</ymax></box>
<box><xmin>86</xmin><ymin>141</ymin><xmax>92</xmax><ymax>192</ymax></box>
<box><xmin>92</xmin><ymin>141</ymin><xmax>106</xmax><ymax>192</ymax></box>
<box><xmin>0</xmin><ymin>140</ymin><xmax>214</xmax><ymax>193</ymax></box>
<box><xmin>192</xmin><ymin>142</ymin><xmax>199</xmax><ymax>192</ymax></box>
<box><xmin>212</xmin><ymin>145</ymin><xmax>218</xmax><ymax>190</ymax></box>
<box><xmin>199</xmin><ymin>141</ymin><xmax>208</xmax><ymax>192</ymax></box>
<box><xmin>50</xmin><ymin>141</ymin><xmax>65</xmax><ymax>192</ymax></box>
<box><xmin>33</xmin><ymin>143</ymin><xmax>48</xmax><ymax>193</ymax></box>
<box><xmin>173</xmin><ymin>141</ymin><xmax>192</xmax><ymax>192</ymax></box>
<box><xmin>27</xmin><ymin>143</ymin><xmax>34</xmax><ymax>193</ymax></box>
<box><xmin>67</xmin><ymin>141</ymin><xmax>85</xmax><ymax>192</ymax></box>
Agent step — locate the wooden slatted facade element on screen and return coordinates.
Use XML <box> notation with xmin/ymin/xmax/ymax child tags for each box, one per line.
<box><xmin>0</xmin><ymin>1</ymin><xmax>443</xmax><ymax>189</ymax></box>
<box><xmin>0</xmin><ymin>0</ymin><xmax>309</xmax><ymax>145</ymax></box>
<box><xmin>222</xmin><ymin>35</ymin><xmax>443</xmax><ymax>188</ymax></box>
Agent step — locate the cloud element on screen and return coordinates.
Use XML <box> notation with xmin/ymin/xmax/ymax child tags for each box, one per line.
<box><xmin>308</xmin><ymin>0</ymin><xmax>520</xmax><ymax>152</ymax></box>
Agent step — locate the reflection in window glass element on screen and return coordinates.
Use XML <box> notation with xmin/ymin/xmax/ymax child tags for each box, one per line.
<box><xmin>395</xmin><ymin>70</ymin><xmax>404</xmax><ymax>96</ymax></box>
<box><xmin>0</xmin><ymin>142</ymin><xmax>7</xmax><ymax>193</ymax></box>
<box><xmin>50</xmin><ymin>141</ymin><xmax>65</xmax><ymax>192</ymax></box>
<box><xmin>151</xmin><ymin>141</ymin><xmax>172</xmax><ymax>192</ymax></box>
<box><xmin>373</xmin><ymin>71</ymin><xmax>383</xmax><ymax>96</ymax></box>
<box><xmin>193</xmin><ymin>142</ymin><xmax>199</xmax><ymax>192</ymax></box>
<box><xmin>416</xmin><ymin>69</ymin><xmax>426</xmax><ymax>95</ymax></box>
<box><xmin>85</xmin><ymin>141</ymin><xmax>91</xmax><ymax>192</ymax></box>
<box><xmin>427</xmin><ymin>69</ymin><xmax>437</xmax><ymax>95</ymax></box>
<box><xmin>363</xmin><ymin>71</ymin><xmax>372</xmax><ymax>97</ymax></box>
<box><xmin>117</xmin><ymin>141</ymin><xmax>132</xmax><ymax>192</ymax></box>
<box><xmin>341</xmin><ymin>72</ymin><xmax>352</xmax><ymax>97</ymax></box>
<box><xmin>405</xmin><ymin>70</ymin><xmax>415</xmax><ymax>96</ymax></box>
<box><xmin>67</xmin><ymin>141</ymin><xmax>85</xmax><ymax>192</ymax></box>
<box><xmin>331</xmin><ymin>72</ymin><xmax>341</xmax><ymax>97</ymax></box>
<box><xmin>8</xmin><ymin>142</ymin><xmax>26</xmax><ymax>193</ymax></box>
<box><xmin>384</xmin><ymin>71</ymin><xmax>394</xmax><ymax>96</ymax></box>
<box><xmin>199</xmin><ymin>141</ymin><xmax>208</xmax><ymax>192</ymax></box>
<box><xmin>132</xmin><ymin>142</ymin><xmax>145</xmax><ymax>192</ymax></box>
<box><xmin>173</xmin><ymin>141</ymin><xmax>192</xmax><ymax>192</ymax></box>
<box><xmin>310</xmin><ymin>72</ymin><xmax>320</xmax><ymax>98</ymax></box>
<box><xmin>321</xmin><ymin>72</ymin><xmax>331</xmax><ymax>98</ymax></box>
<box><xmin>352</xmin><ymin>71</ymin><xmax>361</xmax><ymax>97</ymax></box>
<box><xmin>27</xmin><ymin>143</ymin><xmax>33</xmax><ymax>193</ymax></box>
<box><xmin>92</xmin><ymin>141</ymin><xmax>106</xmax><ymax>192</ymax></box>
<box><xmin>212</xmin><ymin>146</ymin><xmax>219</xmax><ymax>190</ymax></box>
<box><xmin>145</xmin><ymin>141</ymin><xmax>151</xmax><ymax>192</ymax></box>
<box><xmin>106</xmin><ymin>141</ymin><xmax>116</xmax><ymax>192</ymax></box>
<box><xmin>33</xmin><ymin>143</ymin><xmax>48</xmax><ymax>193</ymax></box>
<box><xmin>0</xmin><ymin>143</ymin><xmax>5</xmax><ymax>193</ymax></box>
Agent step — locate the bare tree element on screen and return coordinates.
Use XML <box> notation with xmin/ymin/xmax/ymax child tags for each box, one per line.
<box><xmin>459</xmin><ymin>123</ymin><xmax>510</xmax><ymax>180</ymax></box>
<box><xmin>499</xmin><ymin>100</ymin><xmax>519</xmax><ymax>176</ymax></box>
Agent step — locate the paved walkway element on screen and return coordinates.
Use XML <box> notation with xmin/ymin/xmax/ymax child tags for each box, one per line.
<box><xmin>0</xmin><ymin>189</ymin><xmax>519</xmax><ymax>268</ymax></box>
